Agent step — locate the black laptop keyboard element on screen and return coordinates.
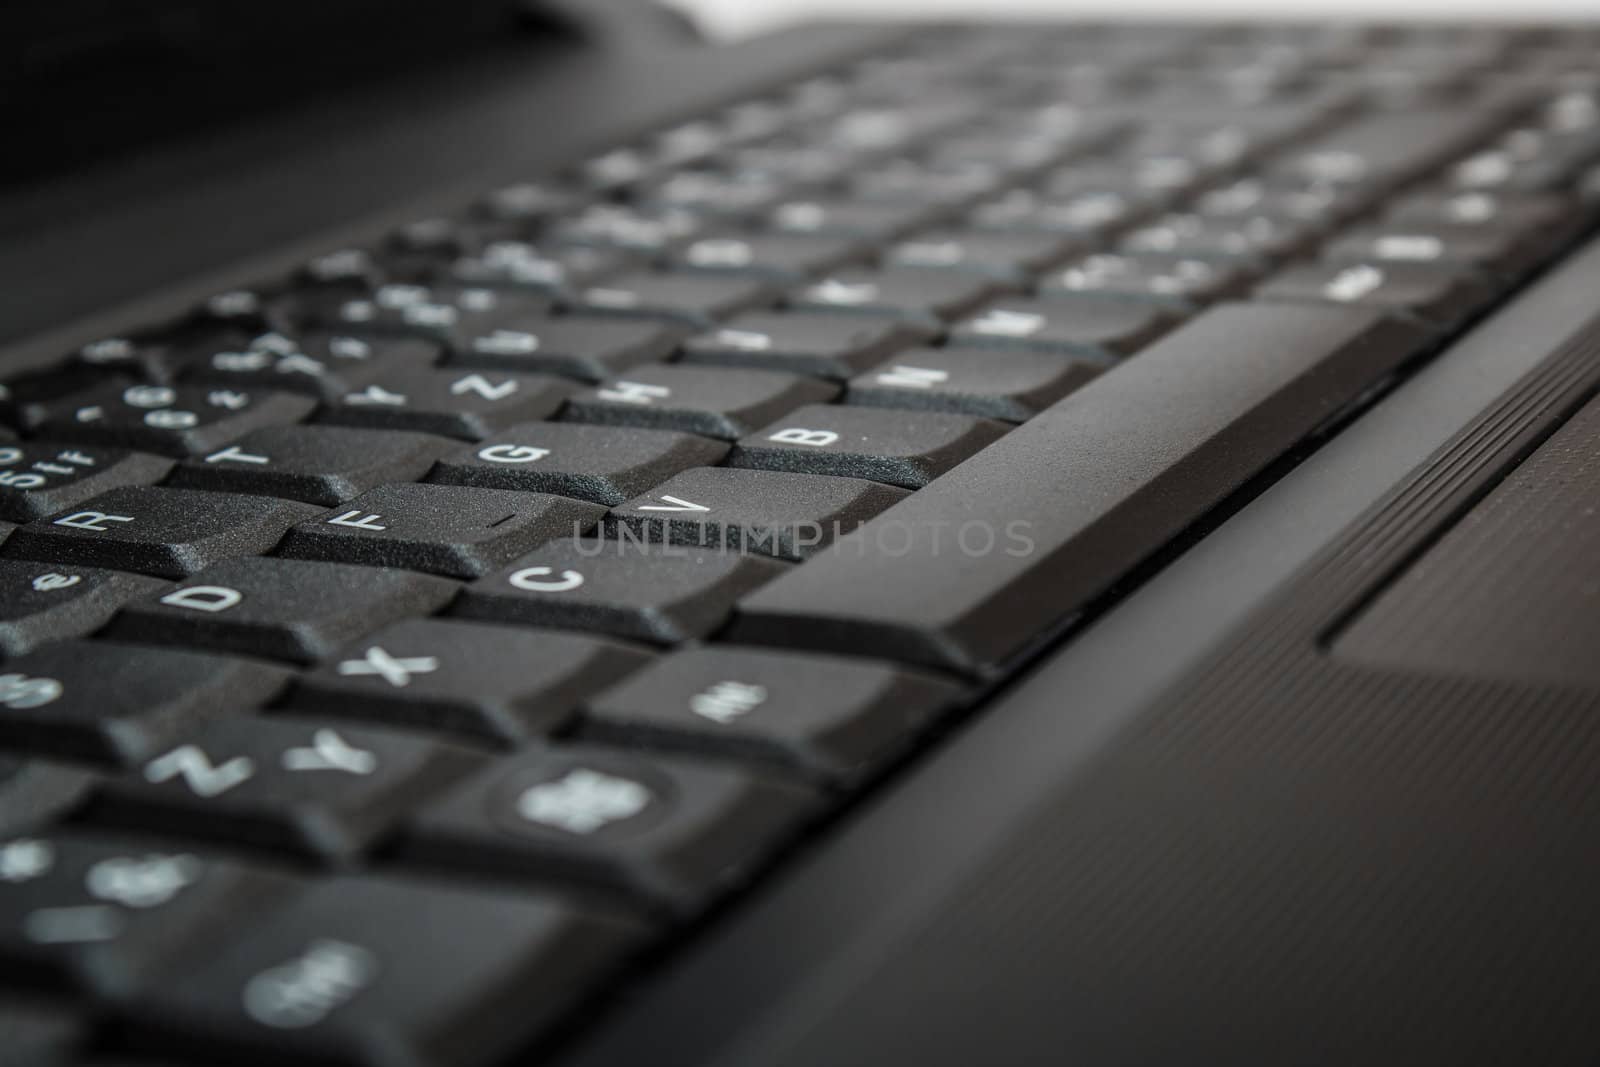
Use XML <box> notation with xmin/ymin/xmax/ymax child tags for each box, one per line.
<box><xmin>4</xmin><ymin>19</ymin><xmax>1600</xmax><ymax>1067</ymax></box>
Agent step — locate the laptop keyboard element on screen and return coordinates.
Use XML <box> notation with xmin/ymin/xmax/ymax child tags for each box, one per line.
<box><xmin>5</xmin><ymin>19</ymin><xmax>1600</xmax><ymax>1066</ymax></box>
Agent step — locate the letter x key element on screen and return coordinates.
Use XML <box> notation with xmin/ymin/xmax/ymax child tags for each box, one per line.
<box><xmin>337</xmin><ymin>647</ymin><xmax>439</xmax><ymax>688</ymax></box>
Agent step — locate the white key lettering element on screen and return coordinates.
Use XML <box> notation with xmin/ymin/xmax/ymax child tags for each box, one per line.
<box><xmin>80</xmin><ymin>338</ymin><xmax>136</xmax><ymax>365</ymax></box>
<box><xmin>143</xmin><ymin>746</ymin><xmax>255</xmax><ymax>798</ymax></box>
<box><xmin>0</xmin><ymin>674</ymin><xmax>62</xmax><ymax>709</ymax></box>
<box><xmin>807</xmin><ymin>279</ymin><xmax>878</xmax><ymax>305</ymax></box>
<box><xmin>122</xmin><ymin>385</ymin><xmax>175</xmax><ymax>409</ymax></box>
<box><xmin>636</xmin><ymin>495</ymin><xmax>709</xmax><ymax>513</ymax></box>
<box><xmin>689</xmin><ymin>681</ymin><xmax>768</xmax><ymax>724</ymax></box>
<box><xmin>327</xmin><ymin>511</ymin><xmax>387</xmax><ymax>532</ymax></box>
<box><xmin>159</xmin><ymin>586</ymin><xmax>244</xmax><ymax>613</ymax></box>
<box><xmin>516</xmin><ymin>769</ymin><xmax>651</xmax><ymax>834</ymax></box>
<box><xmin>0</xmin><ymin>471</ymin><xmax>41</xmax><ymax>489</ymax></box>
<box><xmin>508</xmin><ymin>566</ymin><xmax>585</xmax><ymax>593</ymax></box>
<box><xmin>471</xmin><ymin>330</ymin><xmax>541</xmax><ymax>357</ymax></box>
<box><xmin>874</xmin><ymin>365</ymin><xmax>949</xmax><ymax>389</ymax></box>
<box><xmin>207</xmin><ymin>290</ymin><xmax>260</xmax><ymax>317</ymax></box>
<box><xmin>282</xmin><ymin>730</ymin><xmax>379</xmax><ymax>776</ymax></box>
<box><xmin>243</xmin><ymin>940</ymin><xmax>379</xmax><ymax>1030</ymax></box>
<box><xmin>0</xmin><ymin>839</ymin><xmax>53</xmax><ymax>883</ymax></box>
<box><xmin>207</xmin><ymin>390</ymin><xmax>250</xmax><ymax>410</ymax></box>
<box><xmin>343</xmin><ymin>385</ymin><xmax>408</xmax><ymax>407</ymax></box>
<box><xmin>205</xmin><ymin>446</ymin><xmax>271</xmax><ymax>465</ymax></box>
<box><xmin>710</xmin><ymin>329</ymin><xmax>772</xmax><ymax>351</ymax></box>
<box><xmin>53</xmin><ymin>511</ymin><xmax>133</xmax><ymax>532</ymax></box>
<box><xmin>1373</xmin><ymin>234</ymin><xmax>1444</xmax><ymax>261</ymax></box>
<box><xmin>767</xmin><ymin>428</ymin><xmax>839</xmax><ymax>447</ymax></box>
<box><xmin>337</xmin><ymin>647</ymin><xmax>438</xmax><ymax>688</ymax></box>
<box><xmin>212</xmin><ymin>351</ymin><xmax>272</xmax><ymax>372</ymax></box>
<box><xmin>596</xmin><ymin>381</ymin><xmax>670</xmax><ymax>405</ymax></box>
<box><xmin>401</xmin><ymin>303</ymin><xmax>458</xmax><ymax>329</ymax></box>
<box><xmin>1323</xmin><ymin>265</ymin><xmax>1385</xmax><ymax>303</ymax></box>
<box><xmin>277</xmin><ymin>354</ymin><xmax>328</xmax><ymax>377</ymax></box>
<box><xmin>968</xmin><ymin>308</ymin><xmax>1044</xmax><ymax>338</ymax></box>
<box><xmin>144</xmin><ymin>410</ymin><xmax>199</xmax><ymax>430</ymax></box>
<box><xmin>450</xmin><ymin>374</ymin><xmax>519</xmax><ymax>401</ymax></box>
<box><xmin>477</xmin><ymin>444</ymin><xmax>550</xmax><ymax>464</ymax></box>
<box><xmin>686</xmin><ymin>239</ymin><xmax>753</xmax><ymax>267</ymax></box>
<box><xmin>85</xmin><ymin>854</ymin><xmax>202</xmax><ymax>908</ymax></box>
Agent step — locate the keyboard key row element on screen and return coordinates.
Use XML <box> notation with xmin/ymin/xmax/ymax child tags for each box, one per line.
<box><xmin>0</xmin><ymin>445</ymin><xmax>173</xmax><ymax>524</ymax></box>
<box><xmin>4</xmin><ymin>488</ymin><xmax>321</xmax><ymax>580</ymax></box>
<box><xmin>0</xmin><ymin>538</ymin><xmax>782</xmax><ymax>679</ymax></box>
<box><xmin>28</xmin><ymin>262</ymin><xmax>1261</xmax><ymax>445</ymax></box>
<box><xmin>88</xmin><ymin>718</ymin><xmax>481</xmax><ymax>861</ymax></box>
<box><xmin>426</xmin><ymin>423</ymin><xmax>728</xmax><ymax>505</ymax></box>
<box><xmin>8</xmin><ymin>272</ymin><xmax>1250</xmax><ymax>480</ymax></box>
<box><xmin>0</xmin><ymin>358</ymin><xmax>1077</xmax><ymax>527</ymax></box>
<box><xmin>0</xmin><ymin>640</ymin><xmax>963</xmax><ymax>881</ymax></box>
<box><xmin>0</xmin><ymin>460</ymin><xmax>920</xmax><ymax>599</ymax></box>
<box><xmin>0</xmin><ymin>560</ymin><xmax>166</xmax><ymax>658</ymax></box>
<box><xmin>452</xmin><ymin>542</ymin><xmax>785</xmax><ymax>646</ymax></box>
<box><xmin>723</xmin><ymin>404</ymin><xmax>1007</xmax><ymax>489</ymax></box>
<box><xmin>274</xmin><ymin>484</ymin><xmax>603</xmax><ymax>580</ymax></box>
<box><xmin>0</xmin><ymin>642</ymin><xmax>293</xmax><ymax>765</ymax></box>
<box><xmin>287</xmin><ymin>620</ymin><xmax>650</xmax><ymax>746</ymax></box>
<box><xmin>0</xmin><ymin>833</ymin><xmax>292</xmax><ymax>999</ymax></box>
<box><xmin>0</xmin><ymin>594</ymin><xmax>968</xmax><ymax>812</ymax></box>
<box><xmin>9</xmin><ymin>24</ymin><xmax>1600</xmax><ymax>1067</ymax></box>
<box><xmin>104</xmin><ymin>557</ymin><xmax>457</xmax><ymax>665</ymax></box>
<box><xmin>0</xmin><ymin>646</ymin><xmax>961</xmax><ymax>892</ymax></box>
<box><xmin>0</xmin><ymin>833</ymin><xmax>644</xmax><ymax>1065</ymax></box>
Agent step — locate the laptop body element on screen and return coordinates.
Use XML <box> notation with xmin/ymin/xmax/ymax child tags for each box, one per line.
<box><xmin>4</xmin><ymin>4</ymin><xmax>1600</xmax><ymax>1066</ymax></box>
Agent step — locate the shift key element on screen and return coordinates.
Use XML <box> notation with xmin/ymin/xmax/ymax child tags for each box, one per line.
<box><xmin>731</xmin><ymin>303</ymin><xmax>1429</xmax><ymax>676</ymax></box>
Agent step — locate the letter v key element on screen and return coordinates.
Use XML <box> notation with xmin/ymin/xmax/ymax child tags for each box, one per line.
<box><xmin>637</xmin><ymin>495</ymin><xmax>710</xmax><ymax>513</ymax></box>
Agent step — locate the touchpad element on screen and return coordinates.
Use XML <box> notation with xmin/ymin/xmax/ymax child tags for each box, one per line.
<box><xmin>1334</xmin><ymin>392</ymin><xmax>1600</xmax><ymax>689</ymax></box>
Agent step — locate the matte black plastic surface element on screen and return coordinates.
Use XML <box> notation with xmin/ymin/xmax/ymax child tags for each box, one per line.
<box><xmin>1334</xmin><ymin>393</ymin><xmax>1600</xmax><ymax>687</ymax></box>
<box><xmin>555</xmin><ymin>236</ymin><xmax>1600</xmax><ymax>1067</ymax></box>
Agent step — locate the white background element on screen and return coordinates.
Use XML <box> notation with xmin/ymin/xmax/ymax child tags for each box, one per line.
<box><xmin>668</xmin><ymin>0</ymin><xmax>1600</xmax><ymax>40</ymax></box>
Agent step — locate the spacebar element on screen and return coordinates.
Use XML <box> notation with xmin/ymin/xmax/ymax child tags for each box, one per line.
<box><xmin>730</xmin><ymin>302</ymin><xmax>1430</xmax><ymax>677</ymax></box>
